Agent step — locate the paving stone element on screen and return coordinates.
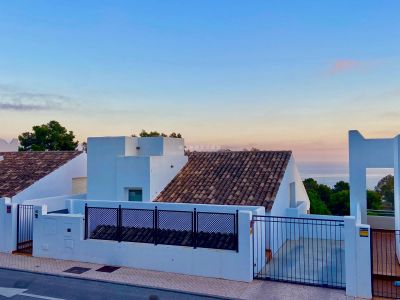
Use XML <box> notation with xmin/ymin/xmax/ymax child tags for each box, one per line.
<box><xmin>0</xmin><ymin>253</ymin><xmax>349</xmax><ymax>300</ymax></box>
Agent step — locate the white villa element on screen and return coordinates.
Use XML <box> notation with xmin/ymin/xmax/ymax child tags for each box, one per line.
<box><xmin>0</xmin><ymin>131</ymin><xmax>399</xmax><ymax>299</ymax></box>
<box><xmin>86</xmin><ymin>136</ymin><xmax>309</xmax><ymax>214</ymax></box>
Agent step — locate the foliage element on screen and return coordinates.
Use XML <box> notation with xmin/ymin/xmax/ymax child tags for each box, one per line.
<box><xmin>303</xmin><ymin>177</ymin><xmax>384</xmax><ymax>216</ymax></box>
<box><xmin>307</xmin><ymin>190</ymin><xmax>331</xmax><ymax>215</ymax></box>
<box><xmin>18</xmin><ymin>120</ymin><xmax>78</xmax><ymax>151</ymax></box>
<box><xmin>375</xmin><ymin>175</ymin><xmax>394</xmax><ymax>206</ymax></box>
<box><xmin>134</xmin><ymin>130</ymin><xmax>182</xmax><ymax>138</ymax></box>
<box><xmin>333</xmin><ymin>181</ymin><xmax>349</xmax><ymax>193</ymax></box>
<box><xmin>367</xmin><ymin>190</ymin><xmax>382</xmax><ymax>210</ymax></box>
<box><xmin>169</xmin><ymin>132</ymin><xmax>182</xmax><ymax>138</ymax></box>
<box><xmin>328</xmin><ymin>190</ymin><xmax>350</xmax><ymax>216</ymax></box>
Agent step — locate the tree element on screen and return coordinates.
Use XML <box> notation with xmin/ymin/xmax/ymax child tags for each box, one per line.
<box><xmin>303</xmin><ymin>178</ymin><xmax>319</xmax><ymax>193</ymax></box>
<box><xmin>375</xmin><ymin>175</ymin><xmax>394</xmax><ymax>207</ymax></box>
<box><xmin>367</xmin><ymin>190</ymin><xmax>382</xmax><ymax>210</ymax></box>
<box><xmin>317</xmin><ymin>184</ymin><xmax>332</xmax><ymax>205</ymax></box>
<box><xmin>169</xmin><ymin>132</ymin><xmax>182</xmax><ymax>138</ymax></box>
<box><xmin>139</xmin><ymin>130</ymin><xmax>166</xmax><ymax>137</ymax></box>
<box><xmin>303</xmin><ymin>178</ymin><xmax>332</xmax><ymax>215</ymax></box>
<box><xmin>308</xmin><ymin>190</ymin><xmax>331</xmax><ymax>215</ymax></box>
<box><xmin>134</xmin><ymin>130</ymin><xmax>183</xmax><ymax>138</ymax></box>
<box><xmin>328</xmin><ymin>190</ymin><xmax>350</xmax><ymax>216</ymax></box>
<box><xmin>19</xmin><ymin>121</ymin><xmax>78</xmax><ymax>151</ymax></box>
<box><xmin>333</xmin><ymin>181</ymin><xmax>349</xmax><ymax>193</ymax></box>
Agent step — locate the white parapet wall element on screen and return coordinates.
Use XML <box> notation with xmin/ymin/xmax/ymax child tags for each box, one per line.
<box><xmin>33</xmin><ymin>200</ymin><xmax>264</xmax><ymax>282</ymax></box>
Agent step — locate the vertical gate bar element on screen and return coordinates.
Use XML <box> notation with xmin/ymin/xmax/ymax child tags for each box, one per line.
<box><xmin>252</xmin><ymin>216</ymin><xmax>255</xmax><ymax>278</ymax></box>
<box><xmin>334</xmin><ymin>222</ymin><xmax>337</xmax><ymax>285</ymax></box>
<box><xmin>256</xmin><ymin>217</ymin><xmax>259</xmax><ymax>277</ymax></box>
<box><xmin>84</xmin><ymin>204</ymin><xmax>88</xmax><ymax>239</ymax></box>
<box><xmin>272</xmin><ymin>217</ymin><xmax>276</xmax><ymax>279</ymax></box>
<box><xmin>236</xmin><ymin>210</ymin><xmax>239</xmax><ymax>252</ymax></box>
<box><xmin>118</xmin><ymin>205</ymin><xmax>122</xmax><ymax>242</ymax></box>
<box><xmin>330</xmin><ymin>221</ymin><xmax>332</xmax><ymax>286</ymax></box>
<box><xmin>393</xmin><ymin>231</ymin><xmax>395</xmax><ymax>298</ymax></box>
<box><xmin>154</xmin><ymin>206</ymin><xmax>158</xmax><ymax>245</ymax></box>
<box><xmin>294</xmin><ymin>218</ymin><xmax>297</xmax><ymax>281</ymax></box>
<box><xmin>16</xmin><ymin>205</ymin><xmax>19</xmax><ymax>251</ymax></box>
<box><xmin>303</xmin><ymin>218</ymin><xmax>305</xmax><ymax>284</ymax></box>
<box><xmin>282</xmin><ymin>217</ymin><xmax>292</xmax><ymax>282</ymax></box>
<box><xmin>289</xmin><ymin>218</ymin><xmax>292</xmax><ymax>281</ymax></box>
<box><xmin>17</xmin><ymin>204</ymin><xmax>21</xmax><ymax>251</ymax></box>
<box><xmin>325</xmin><ymin>220</ymin><xmax>328</xmax><ymax>285</ymax></box>
<box><xmin>395</xmin><ymin>231</ymin><xmax>398</xmax><ymax>298</ymax></box>
<box><xmin>380</xmin><ymin>231</ymin><xmax>383</xmax><ymax>297</ymax></box>
<box><xmin>370</xmin><ymin>229</ymin><xmax>374</xmax><ymax>298</ymax></box>
<box><xmin>387</xmin><ymin>231</ymin><xmax>390</xmax><ymax>297</ymax></box>
<box><xmin>263</xmin><ymin>217</ymin><xmax>266</xmax><ymax>278</ymax></box>
<box><xmin>391</xmin><ymin>231</ymin><xmax>394</xmax><ymax>297</ymax></box>
<box><xmin>193</xmin><ymin>208</ymin><xmax>196</xmax><ymax>249</ymax></box>
<box><xmin>340</xmin><ymin>223</ymin><xmax>343</xmax><ymax>286</ymax></box>
<box><xmin>280</xmin><ymin>217</ymin><xmax>283</xmax><ymax>282</ymax></box>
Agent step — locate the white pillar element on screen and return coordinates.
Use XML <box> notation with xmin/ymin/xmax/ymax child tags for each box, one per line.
<box><xmin>349</xmin><ymin>131</ymin><xmax>367</xmax><ymax>223</ymax></box>
<box><xmin>0</xmin><ymin>198</ymin><xmax>18</xmax><ymax>253</ymax></box>
<box><xmin>394</xmin><ymin>136</ymin><xmax>400</xmax><ymax>260</ymax></box>
<box><xmin>344</xmin><ymin>216</ymin><xmax>372</xmax><ymax>299</ymax></box>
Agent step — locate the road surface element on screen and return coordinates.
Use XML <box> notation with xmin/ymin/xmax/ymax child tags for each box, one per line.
<box><xmin>0</xmin><ymin>268</ymin><xmax>223</xmax><ymax>300</ymax></box>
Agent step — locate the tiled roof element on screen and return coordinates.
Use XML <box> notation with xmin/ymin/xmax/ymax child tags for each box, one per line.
<box><xmin>0</xmin><ymin>151</ymin><xmax>82</xmax><ymax>198</ymax></box>
<box><xmin>155</xmin><ymin>151</ymin><xmax>292</xmax><ymax>211</ymax></box>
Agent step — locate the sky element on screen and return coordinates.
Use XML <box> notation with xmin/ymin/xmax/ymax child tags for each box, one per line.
<box><xmin>0</xmin><ymin>1</ymin><xmax>399</xmax><ymax>163</ymax></box>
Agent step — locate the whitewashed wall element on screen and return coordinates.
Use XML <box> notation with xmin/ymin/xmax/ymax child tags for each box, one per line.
<box><xmin>23</xmin><ymin>194</ymin><xmax>86</xmax><ymax>213</ymax></box>
<box><xmin>271</xmin><ymin>155</ymin><xmax>310</xmax><ymax>217</ymax></box>
<box><xmin>33</xmin><ymin>200</ymin><xmax>264</xmax><ymax>282</ymax></box>
<box><xmin>87</xmin><ymin>136</ymin><xmax>187</xmax><ymax>202</ymax></box>
<box><xmin>11</xmin><ymin>153</ymin><xmax>87</xmax><ymax>204</ymax></box>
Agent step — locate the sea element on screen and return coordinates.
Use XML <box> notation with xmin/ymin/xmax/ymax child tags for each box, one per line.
<box><xmin>298</xmin><ymin>162</ymin><xmax>394</xmax><ymax>190</ymax></box>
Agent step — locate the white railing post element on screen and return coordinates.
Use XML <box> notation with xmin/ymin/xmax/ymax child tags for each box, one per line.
<box><xmin>344</xmin><ymin>216</ymin><xmax>372</xmax><ymax>299</ymax></box>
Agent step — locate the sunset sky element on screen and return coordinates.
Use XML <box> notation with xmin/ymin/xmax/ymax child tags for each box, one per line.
<box><xmin>1</xmin><ymin>1</ymin><xmax>399</xmax><ymax>163</ymax></box>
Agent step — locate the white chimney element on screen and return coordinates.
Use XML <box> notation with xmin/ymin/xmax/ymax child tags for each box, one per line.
<box><xmin>0</xmin><ymin>156</ymin><xmax>4</xmax><ymax>162</ymax></box>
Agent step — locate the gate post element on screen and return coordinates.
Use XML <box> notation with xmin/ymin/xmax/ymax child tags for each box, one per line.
<box><xmin>344</xmin><ymin>216</ymin><xmax>372</xmax><ymax>299</ymax></box>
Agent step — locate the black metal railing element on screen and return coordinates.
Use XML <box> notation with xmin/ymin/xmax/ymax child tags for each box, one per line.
<box><xmin>371</xmin><ymin>229</ymin><xmax>400</xmax><ymax>299</ymax></box>
<box><xmin>252</xmin><ymin>215</ymin><xmax>345</xmax><ymax>289</ymax></box>
<box><xmin>16</xmin><ymin>205</ymin><xmax>34</xmax><ymax>254</ymax></box>
<box><xmin>85</xmin><ymin>204</ymin><xmax>239</xmax><ymax>251</ymax></box>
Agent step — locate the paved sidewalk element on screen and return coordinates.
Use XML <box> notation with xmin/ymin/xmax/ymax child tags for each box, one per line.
<box><xmin>0</xmin><ymin>253</ymin><xmax>350</xmax><ymax>299</ymax></box>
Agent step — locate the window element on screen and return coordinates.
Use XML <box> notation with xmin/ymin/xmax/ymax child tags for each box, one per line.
<box><xmin>128</xmin><ymin>189</ymin><xmax>143</xmax><ymax>202</ymax></box>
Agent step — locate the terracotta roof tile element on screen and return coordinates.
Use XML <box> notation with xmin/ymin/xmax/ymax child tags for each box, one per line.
<box><xmin>0</xmin><ymin>151</ymin><xmax>82</xmax><ymax>198</ymax></box>
<box><xmin>155</xmin><ymin>151</ymin><xmax>291</xmax><ymax>211</ymax></box>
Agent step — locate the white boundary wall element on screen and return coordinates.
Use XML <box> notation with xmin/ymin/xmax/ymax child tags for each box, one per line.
<box><xmin>33</xmin><ymin>200</ymin><xmax>264</xmax><ymax>282</ymax></box>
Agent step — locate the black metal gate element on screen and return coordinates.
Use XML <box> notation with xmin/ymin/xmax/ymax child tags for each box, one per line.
<box><xmin>16</xmin><ymin>205</ymin><xmax>34</xmax><ymax>254</ymax></box>
<box><xmin>252</xmin><ymin>215</ymin><xmax>345</xmax><ymax>289</ymax></box>
<box><xmin>371</xmin><ymin>229</ymin><xmax>400</xmax><ymax>299</ymax></box>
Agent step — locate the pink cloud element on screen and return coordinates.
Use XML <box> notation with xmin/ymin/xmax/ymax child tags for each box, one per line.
<box><xmin>328</xmin><ymin>59</ymin><xmax>361</xmax><ymax>75</ymax></box>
